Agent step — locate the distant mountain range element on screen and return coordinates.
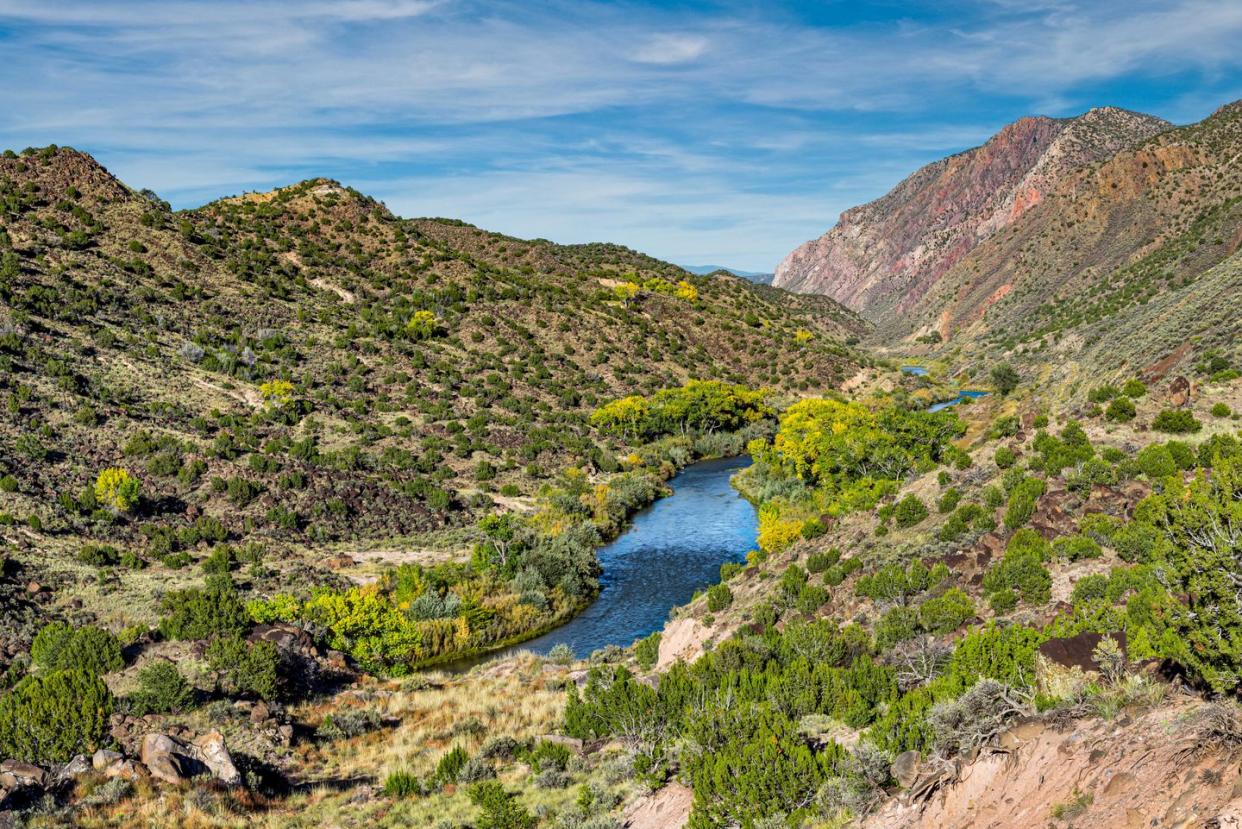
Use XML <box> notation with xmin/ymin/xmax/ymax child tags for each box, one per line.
<box><xmin>774</xmin><ymin>100</ymin><xmax>1242</xmax><ymax>383</ymax></box>
<box><xmin>682</xmin><ymin>265</ymin><xmax>775</xmax><ymax>284</ymax></box>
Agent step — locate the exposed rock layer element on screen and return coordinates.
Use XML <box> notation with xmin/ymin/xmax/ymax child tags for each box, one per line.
<box><xmin>774</xmin><ymin>108</ymin><xmax>1171</xmax><ymax>321</ymax></box>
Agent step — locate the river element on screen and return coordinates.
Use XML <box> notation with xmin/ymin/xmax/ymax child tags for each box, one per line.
<box><xmin>928</xmin><ymin>389</ymin><xmax>988</xmax><ymax>412</ymax></box>
<box><xmin>449</xmin><ymin>455</ymin><xmax>758</xmax><ymax>669</ymax></box>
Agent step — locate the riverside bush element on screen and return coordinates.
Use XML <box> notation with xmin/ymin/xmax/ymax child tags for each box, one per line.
<box><xmin>706</xmin><ymin>583</ymin><xmax>733</xmax><ymax>612</ymax></box>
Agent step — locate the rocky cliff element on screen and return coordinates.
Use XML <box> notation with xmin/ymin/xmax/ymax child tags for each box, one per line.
<box><xmin>773</xmin><ymin>107</ymin><xmax>1171</xmax><ymax>324</ymax></box>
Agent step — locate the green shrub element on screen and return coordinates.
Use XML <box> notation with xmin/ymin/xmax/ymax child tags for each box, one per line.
<box><xmin>204</xmin><ymin>634</ymin><xmax>280</xmax><ymax>700</ymax></box>
<box><xmin>806</xmin><ymin>548</ymin><xmax>840</xmax><ymax>573</ymax></box>
<box><xmin>1135</xmin><ymin>444</ymin><xmax>1177</xmax><ymax>479</ymax></box>
<box><xmin>876</xmin><ymin>606</ymin><xmax>920</xmax><ymax>649</ymax></box>
<box><xmin>384</xmin><ymin>769</ymin><xmax>424</xmax><ymax>797</ymax></box>
<box><xmin>31</xmin><ymin>622</ymin><xmax>123</xmax><ymax>676</ymax></box>
<box><xmin>779</xmin><ymin>565</ymin><xmax>809</xmax><ymax>603</ymax></box>
<box><xmin>918</xmin><ymin>588</ymin><xmax>975</xmax><ymax>634</ymax></box>
<box><xmin>1088</xmin><ymin>385</ymin><xmax>1119</xmax><ymax>403</ymax></box>
<box><xmin>800</xmin><ymin>518</ymin><xmax>828</xmax><ymax>540</ymax></box>
<box><xmin>1152</xmin><ymin>409</ymin><xmax>1201</xmax><ymax>434</ymax></box>
<box><xmin>0</xmin><ymin>670</ymin><xmax>114</xmax><ymax>764</ymax></box>
<box><xmin>467</xmin><ymin>780</ymin><xmax>536</xmax><ymax>829</ymax></box>
<box><xmin>893</xmin><ymin>494</ymin><xmax>928</xmax><ymax>528</ymax></box>
<box><xmin>991</xmin><ymin>364</ymin><xmax>1020</xmax><ymax>396</ymax></box>
<box><xmin>1211</xmin><ymin>402</ymin><xmax>1232</xmax><ymax>418</ymax></box>
<box><xmin>1122</xmin><ymin>379</ymin><xmax>1147</xmax><ymax>398</ymax></box>
<box><xmin>988</xmin><ymin>587</ymin><xmax>1018</xmax><ymax>614</ymax></box>
<box><xmin>1104</xmin><ymin>396</ymin><xmax>1136</xmax><ymax>422</ymax></box>
<box><xmin>937</xmin><ymin>488</ymin><xmax>962</xmax><ymax>514</ymax></box>
<box><xmin>1003</xmin><ymin>477</ymin><xmax>1046</xmax><ymax>530</ymax></box>
<box><xmin>435</xmin><ymin>744</ymin><xmax>471</xmax><ymax>784</ymax></box>
<box><xmin>634</xmin><ymin>632</ymin><xmax>661</xmax><ymax>670</ymax></box>
<box><xmin>77</xmin><ymin>544</ymin><xmax>120</xmax><ymax>567</ymax></box>
<box><xmin>1101</xmin><ymin>446</ymin><xmax>1126</xmax><ymax>463</ymax></box>
<box><xmin>990</xmin><ymin>416</ymin><xmax>1019</xmax><ymax>439</ymax></box>
<box><xmin>796</xmin><ymin>584</ymin><xmax>830</xmax><ymax>614</ymax></box>
<box><xmin>127</xmin><ymin>660</ymin><xmax>194</xmax><ymax>714</ymax></box>
<box><xmin>706</xmin><ymin>583</ymin><xmax>733</xmax><ymax>613</ymax></box>
<box><xmin>982</xmin><ymin>530</ymin><xmax>1051</xmax><ymax>605</ymax></box>
<box><xmin>982</xmin><ymin>485</ymin><xmax>1005</xmax><ymax>509</ymax></box>
<box><xmin>993</xmin><ymin>446</ymin><xmax>1016</xmax><ymax>469</ymax></box>
<box><xmin>1052</xmin><ymin>534</ymin><xmax>1102</xmax><ymax>561</ymax></box>
<box><xmin>159</xmin><ymin>577</ymin><xmax>250</xmax><ymax>640</ymax></box>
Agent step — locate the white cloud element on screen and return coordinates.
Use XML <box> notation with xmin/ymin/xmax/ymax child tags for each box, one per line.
<box><xmin>633</xmin><ymin>33</ymin><xmax>710</xmax><ymax>65</ymax></box>
<box><xmin>1</xmin><ymin>0</ymin><xmax>1240</xmax><ymax>268</ymax></box>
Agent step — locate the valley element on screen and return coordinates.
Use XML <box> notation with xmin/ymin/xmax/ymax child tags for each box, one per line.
<box><xmin>2</xmin><ymin>96</ymin><xmax>1242</xmax><ymax>829</ymax></box>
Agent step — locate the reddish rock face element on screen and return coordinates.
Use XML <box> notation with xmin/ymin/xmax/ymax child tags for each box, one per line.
<box><xmin>774</xmin><ymin>108</ymin><xmax>1170</xmax><ymax>325</ymax></box>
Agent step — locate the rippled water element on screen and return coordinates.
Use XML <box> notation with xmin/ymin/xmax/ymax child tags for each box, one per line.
<box><xmin>451</xmin><ymin>455</ymin><xmax>758</xmax><ymax>668</ymax></box>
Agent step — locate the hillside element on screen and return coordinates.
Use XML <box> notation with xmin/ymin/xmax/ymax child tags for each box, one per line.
<box><xmin>773</xmin><ymin>107</ymin><xmax>1171</xmax><ymax>321</ymax></box>
<box><xmin>3</xmin><ymin>132</ymin><xmax>1242</xmax><ymax>829</ymax></box>
<box><xmin>0</xmin><ymin>145</ymin><xmax>867</xmax><ymax>651</ymax></box>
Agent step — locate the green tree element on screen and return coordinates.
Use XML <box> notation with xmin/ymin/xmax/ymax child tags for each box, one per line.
<box><xmin>990</xmin><ymin>364</ymin><xmax>1020</xmax><ymax>396</ymax></box>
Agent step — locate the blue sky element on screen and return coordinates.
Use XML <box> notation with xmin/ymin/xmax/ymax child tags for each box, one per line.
<box><xmin>2</xmin><ymin>1</ymin><xmax>1242</xmax><ymax>271</ymax></box>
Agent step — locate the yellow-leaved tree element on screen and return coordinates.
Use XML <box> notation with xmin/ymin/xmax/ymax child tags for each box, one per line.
<box><xmin>95</xmin><ymin>467</ymin><xmax>140</xmax><ymax>513</ymax></box>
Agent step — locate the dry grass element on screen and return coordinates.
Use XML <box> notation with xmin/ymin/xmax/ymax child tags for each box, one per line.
<box><xmin>69</xmin><ymin>655</ymin><xmax>573</xmax><ymax>828</ymax></box>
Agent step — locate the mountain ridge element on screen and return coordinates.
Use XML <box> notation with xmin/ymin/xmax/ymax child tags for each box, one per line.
<box><xmin>773</xmin><ymin>106</ymin><xmax>1173</xmax><ymax>322</ymax></box>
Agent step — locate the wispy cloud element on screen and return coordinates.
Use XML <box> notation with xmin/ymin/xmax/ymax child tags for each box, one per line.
<box><xmin>1</xmin><ymin>0</ymin><xmax>1240</xmax><ymax>270</ymax></box>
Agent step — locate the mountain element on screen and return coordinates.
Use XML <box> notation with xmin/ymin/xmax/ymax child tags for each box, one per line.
<box><xmin>683</xmin><ymin>264</ymin><xmax>775</xmax><ymax>283</ymax></box>
<box><xmin>906</xmin><ymin>101</ymin><xmax>1242</xmax><ymax>377</ymax></box>
<box><xmin>773</xmin><ymin>107</ymin><xmax>1172</xmax><ymax>325</ymax></box>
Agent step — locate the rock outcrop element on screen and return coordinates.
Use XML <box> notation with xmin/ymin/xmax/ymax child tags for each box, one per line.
<box><xmin>139</xmin><ymin>730</ymin><xmax>241</xmax><ymax>786</ymax></box>
<box><xmin>774</xmin><ymin>108</ymin><xmax>1170</xmax><ymax>322</ymax></box>
<box><xmin>866</xmin><ymin>698</ymin><xmax>1241</xmax><ymax>829</ymax></box>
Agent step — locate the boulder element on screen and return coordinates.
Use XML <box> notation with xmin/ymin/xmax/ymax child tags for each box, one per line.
<box><xmin>192</xmin><ymin>731</ymin><xmax>241</xmax><ymax>787</ymax></box>
<box><xmin>623</xmin><ymin>782</ymin><xmax>693</xmax><ymax>829</ymax></box>
<box><xmin>57</xmin><ymin>754</ymin><xmax>92</xmax><ymax>782</ymax></box>
<box><xmin>0</xmin><ymin>760</ymin><xmax>46</xmax><ymax>790</ymax></box>
<box><xmin>891</xmin><ymin>750</ymin><xmax>922</xmax><ymax>788</ymax></box>
<box><xmin>141</xmin><ymin>733</ymin><xmax>198</xmax><ymax>784</ymax></box>
<box><xmin>140</xmin><ymin>730</ymin><xmax>241</xmax><ymax>786</ymax></box>
<box><xmin>102</xmin><ymin>759</ymin><xmax>147</xmax><ymax>781</ymax></box>
<box><xmin>1168</xmin><ymin>376</ymin><xmax>1192</xmax><ymax>407</ymax></box>
<box><xmin>92</xmin><ymin>750</ymin><xmax>124</xmax><ymax>771</ymax></box>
